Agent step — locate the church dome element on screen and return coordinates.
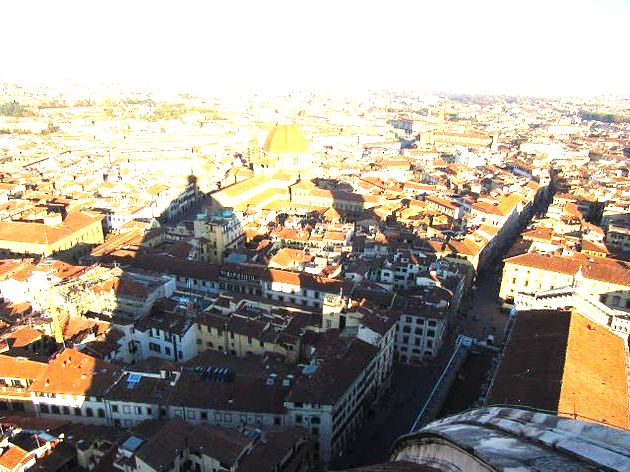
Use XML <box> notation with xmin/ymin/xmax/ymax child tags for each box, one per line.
<box><xmin>263</xmin><ymin>124</ymin><xmax>309</xmax><ymax>154</ymax></box>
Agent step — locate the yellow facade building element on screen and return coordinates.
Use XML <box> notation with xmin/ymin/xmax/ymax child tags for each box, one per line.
<box><xmin>0</xmin><ymin>212</ymin><xmax>104</xmax><ymax>258</ymax></box>
<box><xmin>196</xmin><ymin>312</ymin><xmax>299</xmax><ymax>364</ymax></box>
<box><xmin>500</xmin><ymin>252</ymin><xmax>630</xmax><ymax>311</ymax></box>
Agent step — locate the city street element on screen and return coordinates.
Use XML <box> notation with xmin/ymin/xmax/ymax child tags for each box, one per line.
<box><xmin>333</xmin><ymin>250</ymin><xmax>514</xmax><ymax>469</ymax></box>
<box><xmin>331</xmin><ymin>350</ymin><xmax>457</xmax><ymax>469</ymax></box>
<box><xmin>455</xmin><ymin>265</ymin><xmax>509</xmax><ymax>346</ymax></box>
<box><xmin>330</xmin><ymin>363</ymin><xmax>438</xmax><ymax>469</ymax></box>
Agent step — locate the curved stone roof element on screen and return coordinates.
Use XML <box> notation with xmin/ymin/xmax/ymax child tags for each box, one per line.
<box><xmin>390</xmin><ymin>407</ymin><xmax>630</xmax><ymax>471</ymax></box>
<box><xmin>263</xmin><ymin>123</ymin><xmax>309</xmax><ymax>155</ymax></box>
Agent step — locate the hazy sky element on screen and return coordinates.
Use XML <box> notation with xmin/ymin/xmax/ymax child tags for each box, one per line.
<box><xmin>2</xmin><ymin>0</ymin><xmax>629</xmax><ymax>97</ymax></box>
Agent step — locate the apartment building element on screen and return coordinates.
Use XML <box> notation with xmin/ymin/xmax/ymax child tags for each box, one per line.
<box><xmin>110</xmin><ymin>419</ymin><xmax>313</xmax><ymax>472</ymax></box>
<box><xmin>0</xmin><ymin>355</ymin><xmax>47</xmax><ymax>414</ymax></box>
<box><xmin>606</xmin><ymin>223</ymin><xmax>630</xmax><ymax>253</ymax></box>
<box><xmin>394</xmin><ymin>302</ymin><xmax>448</xmax><ymax>363</ymax></box>
<box><xmin>499</xmin><ymin>252</ymin><xmax>630</xmax><ymax>311</ymax></box>
<box><xmin>376</xmin><ymin>251</ymin><xmax>432</xmax><ymax>290</ymax></box>
<box><xmin>29</xmin><ymin>349</ymin><xmax>124</xmax><ymax>425</ymax></box>
<box><xmin>0</xmin><ymin>212</ymin><xmax>104</xmax><ymax>258</ymax></box>
<box><xmin>196</xmin><ymin>310</ymin><xmax>303</xmax><ymax>363</ymax></box>
<box><xmin>285</xmin><ymin>332</ymin><xmax>389</xmax><ymax>462</ymax></box>
<box><xmin>193</xmin><ymin>210</ymin><xmax>245</xmax><ymax>264</ymax></box>
<box><xmin>219</xmin><ymin>264</ymin><xmax>351</xmax><ymax>310</ymax></box>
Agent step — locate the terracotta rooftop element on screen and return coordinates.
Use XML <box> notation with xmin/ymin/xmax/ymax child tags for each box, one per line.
<box><xmin>29</xmin><ymin>348</ymin><xmax>123</xmax><ymax>396</ymax></box>
<box><xmin>269</xmin><ymin>248</ymin><xmax>313</xmax><ymax>268</ymax></box>
<box><xmin>0</xmin><ymin>354</ymin><xmax>47</xmax><ymax>380</ymax></box>
<box><xmin>487</xmin><ymin>310</ymin><xmax>629</xmax><ymax>430</ymax></box>
<box><xmin>0</xmin><ymin>212</ymin><xmax>102</xmax><ymax>246</ymax></box>
<box><xmin>0</xmin><ymin>444</ymin><xmax>32</xmax><ymax>470</ymax></box>
<box><xmin>504</xmin><ymin>251</ymin><xmax>630</xmax><ymax>287</ymax></box>
<box><xmin>3</xmin><ymin>326</ymin><xmax>43</xmax><ymax>348</ymax></box>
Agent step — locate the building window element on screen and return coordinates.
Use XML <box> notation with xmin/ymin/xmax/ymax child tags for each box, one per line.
<box><xmin>149</xmin><ymin>342</ymin><xmax>161</xmax><ymax>353</ymax></box>
<box><xmin>86</xmin><ymin>408</ymin><xmax>94</xmax><ymax>417</ymax></box>
<box><xmin>63</xmin><ymin>406</ymin><xmax>70</xmax><ymax>415</ymax></box>
<box><xmin>40</xmin><ymin>404</ymin><xmax>49</xmax><ymax>414</ymax></box>
<box><xmin>146</xmin><ymin>407</ymin><xmax>152</xmax><ymax>415</ymax></box>
<box><xmin>98</xmin><ymin>408</ymin><xmax>105</xmax><ymax>418</ymax></box>
<box><xmin>201</xmin><ymin>411</ymin><xmax>208</xmax><ymax>420</ymax></box>
<box><xmin>74</xmin><ymin>407</ymin><xmax>82</xmax><ymax>416</ymax></box>
<box><xmin>112</xmin><ymin>405</ymin><xmax>119</xmax><ymax>413</ymax></box>
<box><xmin>135</xmin><ymin>406</ymin><xmax>142</xmax><ymax>415</ymax></box>
<box><xmin>51</xmin><ymin>405</ymin><xmax>60</xmax><ymax>414</ymax></box>
<box><xmin>123</xmin><ymin>405</ymin><xmax>131</xmax><ymax>414</ymax></box>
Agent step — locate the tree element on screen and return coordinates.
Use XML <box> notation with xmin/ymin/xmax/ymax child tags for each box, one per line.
<box><xmin>0</xmin><ymin>101</ymin><xmax>29</xmax><ymax>117</ymax></box>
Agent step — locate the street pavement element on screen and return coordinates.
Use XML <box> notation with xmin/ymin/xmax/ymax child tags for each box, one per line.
<box><xmin>330</xmin><ymin>350</ymin><xmax>456</xmax><ymax>469</ymax></box>
<box><xmin>332</xmin><ymin>262</ymin><xmax>511</xmax><ymax>469</ymax></box>
<box><xmin>455</xmin><ymin>266</ymin><xmax>509</xmax><ymax>345</ymax></box>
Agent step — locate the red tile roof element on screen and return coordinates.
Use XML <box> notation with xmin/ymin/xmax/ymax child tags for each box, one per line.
<box><xmin>29</xmin><ymin>348</ymin><xmax>123</xmax><ymax>396</ymax></box>
<box><xmin>504</xmin><ymin>252</ymin><xmax>630</xmax><ymax>287</ymax></box>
